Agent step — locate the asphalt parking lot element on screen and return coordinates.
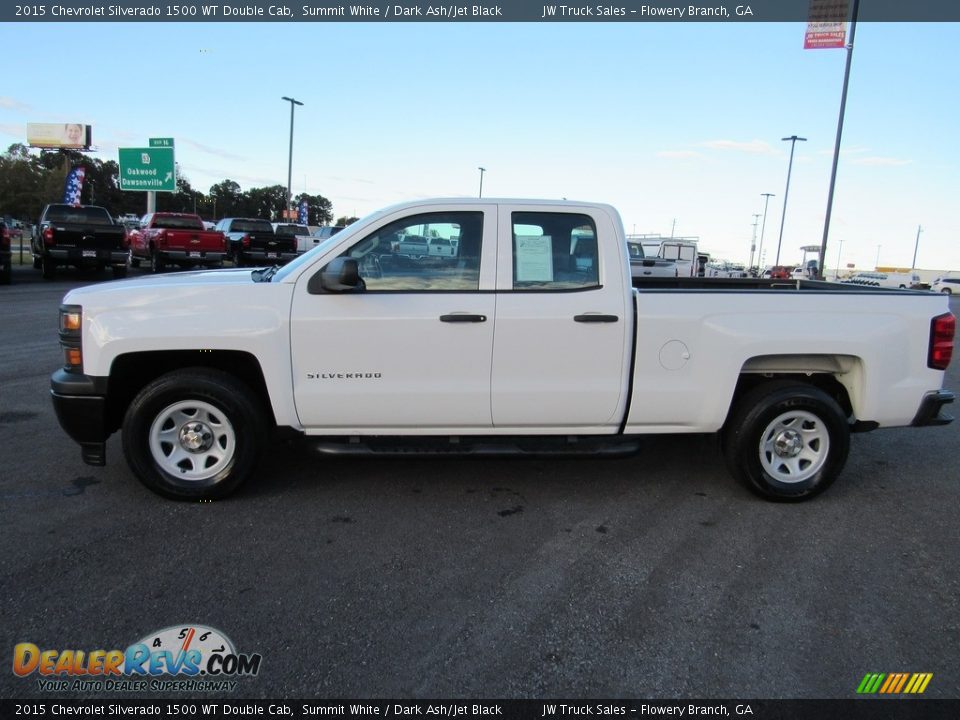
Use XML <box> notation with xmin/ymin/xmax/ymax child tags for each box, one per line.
<box><xmin>1</xmin><ymin>264</ymin><xmax>958</xmax><ymax>700</ymax></box>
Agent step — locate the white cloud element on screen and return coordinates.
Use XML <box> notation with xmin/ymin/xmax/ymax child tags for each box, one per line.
<box><xmin>0</xmin><ymin>97</ymin><xmax>30</xmax><ymax>111</ymax></box>
<box><xmin>656</xmin><ymin>150</ymin><xmax>704</xmax><ymax>159</ymax></box>
<box><xmin>699</xmin><ymin>139</ymin><xmax>779</xmax><ymax>155</ymax></box>
<box><xmin>851</xmin><ymin>156</ymin><xmax>912</xmax><ymax>167</ymax></box>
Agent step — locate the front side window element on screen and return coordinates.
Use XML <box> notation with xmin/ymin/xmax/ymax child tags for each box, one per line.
<box><xmin>512</xmin><ymin>212</ymin><xmax>600</xmax><ymax>290</ymax></box>
<box><xmin>338</xmin><ymin>211</ymin><xmax>483</xmax><ymax>291</ymax></box>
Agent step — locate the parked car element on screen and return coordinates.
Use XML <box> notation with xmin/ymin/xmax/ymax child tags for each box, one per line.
<box><xmin>0</xmin><ymin>219</ymin><xmax>12</xmax><ymax>284</ymax></box>
<box><xmin>32</xmin><ymin>204</ymin><xmax>128</xmax><ymax>280</ymax></box>
<box><xmin>932</xmin><ymin>277</ymin><xmax>960</xmax><ymax>294</ymax></box>
<box><xmin>129</xmin><ymin>213</ymin><xmax>226</xmax><ymax>272</ymax></box>
<box><xmin>843</xmin><ymin>271</ymin><xmax>921</xmax><ymax>289</ymax></box>
<box><xmin>49</xmin><ymin>197</ymin><xmax>955</xmax><ymax>503</ymax></box>
<box><xmin>214</xmin><ymin>218</ymin><xmax>297</xmax><ymax>267</ymax></box>
<box><xmin>272</xmin><ymin>223</ymin><xmax>315</xmax><ymax>254</ymax></box>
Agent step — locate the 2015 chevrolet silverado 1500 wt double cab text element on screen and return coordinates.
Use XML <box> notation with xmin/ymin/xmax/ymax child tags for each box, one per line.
<box><xmin>50</xmin><ymin>199</ymin><xmax>955</xmax><ymax>502</ymax></box>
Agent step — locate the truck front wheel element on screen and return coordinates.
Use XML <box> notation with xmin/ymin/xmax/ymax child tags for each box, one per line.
<box><xmin>121</xmin><ymin>369</ymin><xmax>266</xmax><ymax>500</ymax></box>
<box><xmin>723</xmin><ymin>381</ymin><xmax>850</xmax><ymax>501</ymax></box>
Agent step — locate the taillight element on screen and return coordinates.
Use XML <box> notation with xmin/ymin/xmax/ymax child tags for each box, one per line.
<box><xmin>242</xmin><ymin>234</ymin><xmax>251</xmax><ymax>248</ymax></box>
<box><xmin>43</xmin><ymin>226</ymin><xmax>55</xmax><ymax>245</ymax></box>
<box><xmin>929</xmin><ymin>313</ymin><xmax>956</xmax><ymax>370</ymax></box>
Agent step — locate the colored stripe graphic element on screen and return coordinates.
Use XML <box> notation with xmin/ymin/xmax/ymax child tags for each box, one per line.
<box><xmin>857</xmin><ymin>673</ymin><xmax>932</xmax><ymax>694</ymax></box>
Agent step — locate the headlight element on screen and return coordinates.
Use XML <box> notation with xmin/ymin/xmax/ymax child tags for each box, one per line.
<box><xmin>59</xmin><ymin>304</ymin><xmax>83</xmax><ymax>372</ymax></box>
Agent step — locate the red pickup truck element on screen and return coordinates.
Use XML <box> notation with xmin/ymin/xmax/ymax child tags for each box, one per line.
<box><xmin>129</xmin><ymin>212</ymin><xmax>226</xmax><ymax>272</ymax></box>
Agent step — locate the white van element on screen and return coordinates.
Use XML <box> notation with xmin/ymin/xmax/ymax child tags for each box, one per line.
<box><xmin>842</xmin><ymin>271</ymin><xmax>920</xmax><ymax>289</ymax></box>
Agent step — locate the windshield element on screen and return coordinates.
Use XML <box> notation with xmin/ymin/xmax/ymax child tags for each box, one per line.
<box><xmin>44</xmin><ymin>205</ymin><xmax>113</xmax><ymax>225</ymax></box>
<box><xmin>153</xmin><ymin>215</ymin><xmax>203</xmax><ymax>230</ymax></box>
<box><xmin>274</xmin><ymin>225</ymin><xmax>309</xmax><ymax>237</ymax></box>
<box><xmin>230</xmin><ymin>219</ymin><xmax>273</xmax><ymax>233</ymax></box>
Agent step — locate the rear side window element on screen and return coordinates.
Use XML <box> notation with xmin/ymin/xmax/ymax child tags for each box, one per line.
<box><xmin>512</xmin><ymin>212</ymin><xmax>599</xmax><ymax>291</ymax></box>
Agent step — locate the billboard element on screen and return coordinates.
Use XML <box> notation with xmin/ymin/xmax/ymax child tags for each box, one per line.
<box><xmin>26</xmin><ymin>123</ymin><xmax>92</xmax><ymax>150</ymax></box>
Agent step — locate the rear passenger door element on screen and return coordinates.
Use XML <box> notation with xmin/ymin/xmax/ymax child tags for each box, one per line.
<box><xmin>490</xmin><ymin>205</ymin><xmax>632</xmax><ymax>430</ymax></box>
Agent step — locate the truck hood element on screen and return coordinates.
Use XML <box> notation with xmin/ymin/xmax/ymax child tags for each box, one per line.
<box><xmin>63</xmin><ymin>268</ymin><xmax>258</xmax><ymax>303</ymax></box>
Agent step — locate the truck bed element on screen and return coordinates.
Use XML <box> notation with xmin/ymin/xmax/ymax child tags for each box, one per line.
<box><xmin>631</xmin><ymin>276</ymin><xmax>930</xmax><ymax>294</ymax></box>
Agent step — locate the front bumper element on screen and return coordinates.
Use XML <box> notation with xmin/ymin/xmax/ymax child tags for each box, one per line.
<box><xmin>911</xmin><ymin>390</ymin><xmax>955</xmax><ymax>427</ymax></box>
<box><xmin>50</xmin><ymin>369</ymin><xmax>110</xmax><ymax>466</ymax></box>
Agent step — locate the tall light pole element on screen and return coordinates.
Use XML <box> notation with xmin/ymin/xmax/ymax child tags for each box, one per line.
<box><xmin>775</xmin><ymin>135</ymin><xmax>807</xmax><ymax>266</ymax></box>
<box><xmin>477</xmin><ymin>167</ymin><xmax>486</xmax><ymax>198</ymax></box>
<box><xmin>819</xmin><ymin>0</ymin><xmax>861</xmax><ymax>279</ymax></box>
<box><xmin>281</xmin><ymin>96</ymin><xmax>303</xmax><ymax>220</ymax></box>
<box><xmin>911</xmin><ymin>225</ymin><xmax>923</xmax><ymax>270</ymax></box>
<box><xmin>749</xmin><ymin>213</ymin><xmax>760</xmax><ymax>270</ymax></box>
<box><xmin>757</xmin><ymin>192</ymin><xmax>774</xmax><ymax>274</ymax></box>
<box><xmin>875</xmin><ymin>244</ymin><xmax>882</xmax><ymax>269</ymax></box>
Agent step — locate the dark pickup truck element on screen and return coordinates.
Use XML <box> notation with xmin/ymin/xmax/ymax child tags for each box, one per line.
<box><xmin>32</xmin><ymin>204</ymin><xmax>128</xmax><ymax>279</ymax></box>
<box><xmin>214</xmin><ymin>217</ymin><xmax>297</xmax><ymax>267</ymax></box>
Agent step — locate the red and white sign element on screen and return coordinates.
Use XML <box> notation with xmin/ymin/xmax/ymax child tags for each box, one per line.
<box><xmin>805</xmin><ymin>22</ymin><xmax>847</xmax><ymax>49</ymax></box>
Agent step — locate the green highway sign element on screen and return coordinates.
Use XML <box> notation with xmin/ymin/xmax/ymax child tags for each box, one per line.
<box><xmin>118</xmin><ymin>147</ymin><xmax>176</xmax><ymax>192</ymax></box>
<box><xmin>149</xmin><ymin>137</ymin><xmax>174</xmax><ymax>148</ymax></box>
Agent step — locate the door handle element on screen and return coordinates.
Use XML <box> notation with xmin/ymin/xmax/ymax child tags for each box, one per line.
<box><xmin>440</xmin><ymin>314</ymin><xmax>487</xmax><ymax>323</ymax></box>
<box><xmin>574</xmin><ymin>314</ymin><xmax>619</xmax><ymax>323</ymax></box>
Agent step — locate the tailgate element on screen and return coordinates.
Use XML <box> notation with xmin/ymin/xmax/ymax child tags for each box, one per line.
<box><xmin>166</xmin><ymin>230</ymin><xmax>224</xmax><ymax>250</ymax></box>
<box><xmin>50</xmin><ymin>224</ymin><xmax>126</xmax><ymax>250</ymax></box>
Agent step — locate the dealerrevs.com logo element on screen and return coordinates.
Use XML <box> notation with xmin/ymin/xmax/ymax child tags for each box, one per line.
<box><xmin>13</xmin><ymin>625</ymin><xmax>262</xmax><ymax>693</ymax></box>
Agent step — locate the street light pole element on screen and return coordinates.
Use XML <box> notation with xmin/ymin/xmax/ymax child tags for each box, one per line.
<box><xmin>757</xmin><ymin>192</ymin><xmax>774</xmax><ymax>274</ymax></box>
<box><xmin>775</xmin><ymin>135</ymin><xmax>807</xmax><ymax>266</ymax></box>
<box><xmin>281</xmin><ymin>96</ymin><xmax>303</xmax><ymax>220</ymax></box>
<box><xmin>477</xmin><ymin>167</ymin><xmax>486</xmax><ymax>198</ymax></box>
<box><xmin>749</xmin><ymin>213</ymin><xmax>760</xmax><ymax>270</ymax></box>
<box><xmin>876</xmin><ymin>244</ymin><xmax>881</xmax><ymax>269</ymax></box>
<box><xmin>911</xmin><ymin>225</ymin><xmax>923</xmax><ymax>270</ymax></box>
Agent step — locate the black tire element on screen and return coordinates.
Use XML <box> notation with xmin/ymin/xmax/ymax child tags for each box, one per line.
<box><xmin>33</xmin><ymin>256</ymin><xmax>42</xmax><ymax>270</ymax></box>
<box><xmin>0</xmin><ymin>262</ymin><xmax>11</xmax><ymax>285</ymax></box>
<box><xmin>41</xmin><ymin>255</ymin><xmax>56</xmax><ymax>280</ymax></box>
<box><xmin>121</xmin><ymin>369</ymin><xmax>267</xmax><ymax>500</ymax></box>
<box><xmin>112</xmin><ymin>265</ymin><xmax>127</xmax><ymax>279</ymax></box>
<box><xmin>723</xmin><ymin>381</ymin><xmax>850</xmax><ymax>501</ymax></box>
<box><xmin>149</xmin><ymin>248</ymin><xmax>164</xmax><ymax>273</ymax></box>
<box><xmin>131</xmin><ymin>257</ymin><xmax>141</xmax><ymax>268</ymax></box>
<box><xmin>943</xmin><ymin>288</ymin><xmax>952</xmax><ymax>295</ymax></box>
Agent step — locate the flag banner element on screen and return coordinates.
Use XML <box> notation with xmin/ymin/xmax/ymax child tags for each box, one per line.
<box><xmin>298</xmin><ymin>199</ymin><xmax>309</xmax><ymax>225</ymax></box>
<box><xmin>805</xmin><ymin>0</ymin><xmax>849</xmax><ymax>48</ymax></box>
<box><xmin>62</xmin><ymin>166</ymin><xmax>86</xmax><ymax>204</ymax></box>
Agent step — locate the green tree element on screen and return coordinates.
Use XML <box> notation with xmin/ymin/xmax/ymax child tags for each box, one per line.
<box><xmin>335</xmin><ymin>215</ymin><xmax>359</xmax><ymax>227</ymax></box>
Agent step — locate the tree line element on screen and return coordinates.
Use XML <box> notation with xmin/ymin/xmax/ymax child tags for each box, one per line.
<box><xmin>0</xmin><ymin>144</ymin><xmax>359</xmax><ymax>227</ymax></box>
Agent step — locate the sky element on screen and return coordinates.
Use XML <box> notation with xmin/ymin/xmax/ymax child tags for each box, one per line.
<box><xmin>1</xmin><ymin>20</ymin><xmax>958</xmax><ymax>271</ymax></box>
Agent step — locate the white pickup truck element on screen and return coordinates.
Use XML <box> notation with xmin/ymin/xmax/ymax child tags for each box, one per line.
<box><xmin>50</xmin><ymin>198</ymin><xmax>955</xmax><ymax>502</ymax></box>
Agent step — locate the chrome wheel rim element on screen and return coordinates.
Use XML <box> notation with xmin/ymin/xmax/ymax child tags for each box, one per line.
<box><xmin>149</xmin><ymin>400</ymin><xmax>236</xmax><ymax>481</ymax></box>
<box><xmin>758</xmin><ymin>410</ymin><xmax>829</xmax><ymax>483</ymax></box>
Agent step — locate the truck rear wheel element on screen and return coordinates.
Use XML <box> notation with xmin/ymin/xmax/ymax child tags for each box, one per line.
<box><xmin>41</xmin><ymin>255</ymin><xmax>56</xmax><ymax>279</ymax></box>
<box><xmin>121</xmin><ymin>369</ymin><xmax>266</xmax><ymax>500</ymax></box>
<box><xmin>723</xmin><ymin>381</ymin><xmax>850</xmax><ymax>501</ymax></box>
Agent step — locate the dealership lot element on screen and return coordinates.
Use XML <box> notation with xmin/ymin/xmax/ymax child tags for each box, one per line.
<box><xmin>1</xmin><ymin>266</ymin><xmax>958</xmax><ymax>699</ymax></box>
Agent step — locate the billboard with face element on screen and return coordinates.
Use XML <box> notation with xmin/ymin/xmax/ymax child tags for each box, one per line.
<box><xmin>27</xmin><ymin>123</ymin><xmax>91</xmax><ymax>149</ymax></box>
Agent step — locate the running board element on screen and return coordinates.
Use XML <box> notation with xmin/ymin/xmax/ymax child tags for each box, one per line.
<box><xmin>311</xmin><ymin>436</ymin><xmax>641</xmax><ymax>458</ymax></box>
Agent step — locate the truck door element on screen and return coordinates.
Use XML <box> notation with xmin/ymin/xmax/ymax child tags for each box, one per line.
<box><xmin>491</xmin><ymin>206</ymin><xmax>632</xmax><ymax>429</ymax></box>
<box><xmin>290</xmin><ymin>206</ymin><xmax>498</xmax><ymax>430</ymax></box>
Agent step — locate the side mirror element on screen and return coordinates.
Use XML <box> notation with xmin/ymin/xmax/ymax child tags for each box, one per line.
<box><xmin>308</xmin><ymin>257</ymin><xmax>363</xmax><ymax>294</ymax></box>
